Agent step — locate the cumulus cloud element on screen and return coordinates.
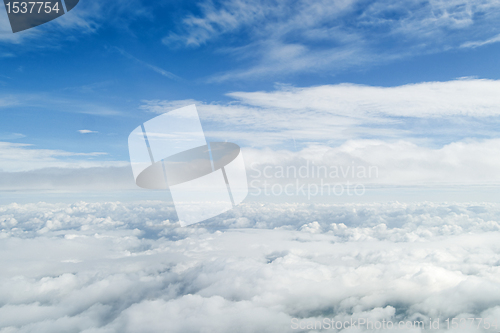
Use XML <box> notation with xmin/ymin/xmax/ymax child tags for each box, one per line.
<box><xmin>1</xmin><ymin>201</ymin><xmax>500</xmax><ymax>332</ymax></box>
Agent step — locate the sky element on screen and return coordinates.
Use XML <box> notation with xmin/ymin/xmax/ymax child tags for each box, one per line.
<box><xmin>1</xmin><ymin>0</ymin><xmax>500</xmax><ymax>201</ymax></box>
<box><xmin>3</xmin><ymin>1</ymin><xmax>500</xmax><ymax>332</ymax></box>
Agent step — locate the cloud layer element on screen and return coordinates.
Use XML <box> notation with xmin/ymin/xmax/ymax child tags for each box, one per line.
<box><xmin>1</xmin><ymin>201</ymin><xmax>500</xmax><ymax>332</ymax></box>
<box><xmin>3</xmin><ymin>137</ymin><xmax>500</xmax><ymax>192</ymax></box>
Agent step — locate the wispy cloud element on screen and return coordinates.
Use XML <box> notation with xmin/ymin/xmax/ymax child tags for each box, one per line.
<box><xmin>460</xmin><ymin>33</ymin><xmax>500</xmax><ymax>48</ymax></box>
<box><xmin>140</xmin><ymin>99</ymin><xmax>200</xmax><ymax>113</ymax></box>
<box><xmin>164</xmin><ymin>0</ymin><xmax>500</xmax><ymax>79</ymax></box>
<box><xmin>78</xmin><ymin>130</ymin><xmax>98</xmax><ymax>134</ymax></box>
<box><xmin>227</xmin><ymin>78</ymin><xmax>500</xmax><ymax>118</ymax></box>
<box><xmin>0</xmin><ymin>141</ymin><xmax>114</xmax><ymax>172</ymax></box>
<box><xmin>0</xmin><ymin>95</ymin><xmax>19</xmax><ymax>108</ymax></box>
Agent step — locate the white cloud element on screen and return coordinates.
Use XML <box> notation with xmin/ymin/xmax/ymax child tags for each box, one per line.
<box><xmin>141</xmin><ymin>79</ymin><xmax>500</xmax><ymax>146</ymax></box>
<box><xmin>2</xmin><ymin>136</ymin><xmax>499</xmax><ymax>191</ymax></box>
<box><xmin>2</xmin><ymin>201</ymin><xmax>500</xmax><ymax>332</ymax></box>
<box><xmin>242</xmin><ymin>138</ymin><xmax>500</xmax><ymax>199</ymax></box>
<box><xmin>78</xmin><ymin>130</ymin><xmax>98</xmax><ymax>134</ymax></box>
<box><xmin>227</xmin><ymin>79</ymin><xmax>500</xmax><ymax>118</ymax></box>
<box><xmin>4</xmin><ymin>78</ymin><xmax>496</xmax><ymax>191</ymax></box>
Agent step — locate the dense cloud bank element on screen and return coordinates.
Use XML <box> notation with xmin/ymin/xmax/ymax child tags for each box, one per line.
<box><xmin>1</xmin><ymin>201</ymin><xmax>500</xmax><ymax>332</ymax></box>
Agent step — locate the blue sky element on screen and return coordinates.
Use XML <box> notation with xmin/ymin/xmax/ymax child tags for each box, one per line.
<box><xmin>4</xmin><ymin>2</ymin><xmax>500</xmax><ymax>330</ymax></box>
<box><xmin>1</xmin><ymin>0</ymin><xmax>500</xmax><ymax>195</ymax></box>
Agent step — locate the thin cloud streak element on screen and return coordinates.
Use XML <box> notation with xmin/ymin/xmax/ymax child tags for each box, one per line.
<box><xmin>113</xmin><ymin>47</ymin><xmax>183</xmax><ymax>81</ymax></box>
